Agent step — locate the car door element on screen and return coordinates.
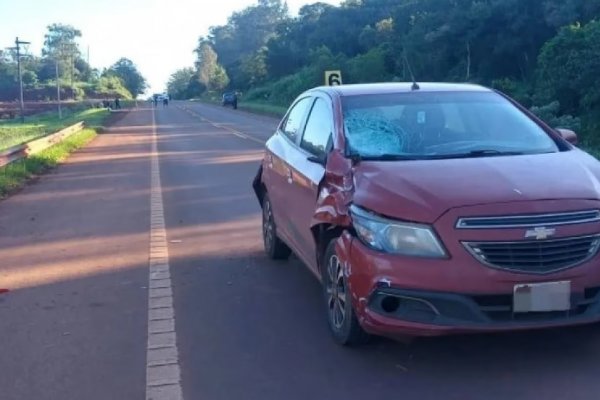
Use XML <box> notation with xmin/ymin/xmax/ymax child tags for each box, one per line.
<box><xmin>263</xmin><ymin>97</ymin><xmax>312</xmax><ymax>251</ymax></box>
<box><xmin>286</xmin><ymin>96</ymin><xmax>334</xmax><ymax>274</ymax></box>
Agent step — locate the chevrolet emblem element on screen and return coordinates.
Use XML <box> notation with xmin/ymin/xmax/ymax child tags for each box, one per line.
<box><xmin>525</xmin><ymin>227</ymin><xmax>556</xmax><ymax>240</ymax></box>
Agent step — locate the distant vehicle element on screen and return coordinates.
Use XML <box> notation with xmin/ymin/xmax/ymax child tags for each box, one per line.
<box><xmin>222</xmin><ymin>92</ymin><xmax>238</xmax><ymax>109</ymax></box>
<box><xmin>253</xmin><ymin>82</ymin><xmax>600</xmax><ymax>346</ymax></box>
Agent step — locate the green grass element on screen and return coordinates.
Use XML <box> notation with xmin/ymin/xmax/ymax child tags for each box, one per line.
<box><xmin>0</xmin><ymin>108</ymin><xmax>108</xmax><ymax>151</ymax></box>
<box><xmin>238</xmin><ymin>102</ymin><xmax>287</xmax><ymax>118</ymax></box>
<box><xmin>0</xmin><ymin>110</ymin><xmax>108</xmax><ymax>197</ymax></box>
<box><xmin>0</xmin><ymin>128</ymin><xmax>97</xmax><ymax>197</ymax></box>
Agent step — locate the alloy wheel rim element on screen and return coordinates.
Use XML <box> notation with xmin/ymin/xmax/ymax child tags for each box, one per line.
<box><xmin>326</xmin><ymin>254</ymin><xmax>346</xmax><ymax>330</ymax></box>
<box><xmin>263</xmin><ymin>200</ymin><xmax>274</xmax><ymax>250</ymax></box>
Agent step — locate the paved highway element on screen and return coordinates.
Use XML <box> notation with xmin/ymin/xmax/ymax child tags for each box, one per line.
<box><xmin>2</xmin><ymin>102</ymin><xmax>600</xmax><ymax>399</ymax></box>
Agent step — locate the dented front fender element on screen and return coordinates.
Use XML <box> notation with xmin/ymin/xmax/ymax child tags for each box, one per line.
<box><xmin>311</xmin><ymin>150</ymin><xmax>354</xmax><ymax>228</ymax></box>
<box><xmin>252</xmin><ymin>164</ymin><xmax>264</xmax><ymax>206</ymax></box>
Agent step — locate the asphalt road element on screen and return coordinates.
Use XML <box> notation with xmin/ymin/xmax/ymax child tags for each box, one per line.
<box><xmin>2</xmin><ymin>101</ymin><xmax>600</xmax><ymax>399</ymax></box>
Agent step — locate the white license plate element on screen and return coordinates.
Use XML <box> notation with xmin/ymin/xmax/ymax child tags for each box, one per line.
<box><xmin>513</xmin><ymin>281</ymin><xmax>571</xmax><ymax>313</ymax></box>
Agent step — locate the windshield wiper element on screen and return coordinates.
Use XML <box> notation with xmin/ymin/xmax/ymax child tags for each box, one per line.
<box><xmin>435</xmin><ymin>149</ymin><xmax>525</xmax><ymax>159</ymax></box>
<box><xmin>348</xmin><ymin>150</ymin><xmax>526</xmax><ymax>163</ymax></box>
<box><xmin>349</xmin><ymin>153</ymin><xmax>423</xmax><ymax>164</ymax></box>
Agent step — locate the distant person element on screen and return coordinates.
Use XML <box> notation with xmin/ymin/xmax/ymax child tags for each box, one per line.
<box><xmin>163</xmin><ymin>97</ymin><xmax>169</xmax><ymax>107</ymax></box>
<box><xmin>114</xmin><ymin>97</ymin><xmax>121</xmax><ymax>109</ymax></box>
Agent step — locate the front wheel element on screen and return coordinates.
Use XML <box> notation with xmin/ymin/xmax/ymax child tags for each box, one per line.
<box><xmin>262</xmin><ymin>194</ymin><xmax>291</xmax><ymax>260</ymax></box>
<box><xmin>323</xmin><ymin>240</ymin><xmax>370</xmax><ymax>346</ymax></box>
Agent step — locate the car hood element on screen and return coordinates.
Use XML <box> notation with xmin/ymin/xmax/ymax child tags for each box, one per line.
<box><xmin>351</xmin><ymin>150</ymin><xmax>600</xmax><ymax>223</ymax></box>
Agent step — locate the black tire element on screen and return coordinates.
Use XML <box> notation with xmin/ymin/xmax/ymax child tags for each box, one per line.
<box><xmin>322</xmin><ymin>239</ymin><xmax>370</xmax><ymax>346</ymax></box>
<box><xmin>262</xmin><ymin>194</ymin><xmax>292</xmax><ymax>260</ymax></box>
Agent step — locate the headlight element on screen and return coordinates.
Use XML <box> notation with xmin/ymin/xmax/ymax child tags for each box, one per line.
<box><xmin>350</xmin><ymin>205</ymin><xmax>447</xmax><ymax>258</ymax></box>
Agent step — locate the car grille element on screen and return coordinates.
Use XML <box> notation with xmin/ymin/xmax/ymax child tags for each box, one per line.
<box><xmin>456</xmin><ymin>210</ymin><xmax>600</xmax><ymax>229</ymax></box>
<box><xmin>464</xmin><ymin>235</ymin><xmax>600</xmax><ymax>274</ymax></box>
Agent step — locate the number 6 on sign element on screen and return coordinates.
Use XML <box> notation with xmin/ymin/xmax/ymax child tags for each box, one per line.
<box><xmin>325</xmin><ymin>70</ymin><xmax>342</xmax><ymax>86</ymax></box>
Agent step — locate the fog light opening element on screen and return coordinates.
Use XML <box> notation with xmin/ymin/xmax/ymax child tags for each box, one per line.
<box><xmin>381</xmin><ymin>296</ymin><xmax>401</xmax><ymax>313</ymax></box>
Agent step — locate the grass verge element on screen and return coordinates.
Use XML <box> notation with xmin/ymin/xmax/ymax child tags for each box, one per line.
<box><xmin>0</xmin><ymin>110</ymin><xmax>108</xmax><ymax>197</ymax></box>
<box><xmin>238</xmin><ymin>102</ymin><xmax>287</xmax><ymax>118</ymax></box>
<box><xmin>0</xmin><ymin>108</ymin><xmax>107</xmax><ymax>151</ymax></box>
<box><xmin>191</xmin><ymin>97</ymin><xmax>286</xmax><ymax>118</ymax></box>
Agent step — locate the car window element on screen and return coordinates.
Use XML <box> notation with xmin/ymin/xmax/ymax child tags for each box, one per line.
<box><xmin>300</xmin><ymin>98</ymin><xmax>333</xmax><ymax>157</ymax></box>
<box><xmin>281</xmin><ymin>97</ymin><xmax>311</xmax><ymax>142</ymax></box>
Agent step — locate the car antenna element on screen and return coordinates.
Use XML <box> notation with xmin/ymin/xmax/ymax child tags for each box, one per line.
<box><xmin>403</xmin><ymin>51</ymin><xmax>420</xmax><ymax>91</ymax></box>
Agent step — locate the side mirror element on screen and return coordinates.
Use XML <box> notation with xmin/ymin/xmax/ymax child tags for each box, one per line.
<box><xmin>556</xmin><ymin>128</ymin><xmax>578</xmax><ymax>145</ymax></box>
<box><xmin>307</xmin><ymin>155</ymin><xmax>326</xmax><ymax>166</ymax></box>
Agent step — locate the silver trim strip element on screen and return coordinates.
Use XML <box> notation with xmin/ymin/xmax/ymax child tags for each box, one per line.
<box><xmin>456</xmin><ymin>210</ymin><xmax>600</xmax><ymax>229</ymax></box>
<box><xmin>463</xmin><ymin>234</ymin><xmax>600</xmax><ymax>275</ymax></box>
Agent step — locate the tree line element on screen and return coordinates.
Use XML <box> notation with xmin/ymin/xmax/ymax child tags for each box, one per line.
<box><xmin>0</xmin><ymin>23</ymin><xmax>147</xmax><ymax>102</ymax></box>
<box><xmin>168</xmin><ymin>0</ymin><xmax>600</xmax><ymax>144</ymax></box>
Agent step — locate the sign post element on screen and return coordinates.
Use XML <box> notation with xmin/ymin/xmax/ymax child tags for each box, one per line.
<box><xmin>325</xmin><ymin>70</ymin><xmax>343</xmax><ymax>86</ymax></box>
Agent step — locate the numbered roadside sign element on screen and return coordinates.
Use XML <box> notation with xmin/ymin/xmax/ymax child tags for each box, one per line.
<box><xmin>325</xmin><ymin>70</ymin><xmax>343</xmax><ymax>86</ymax></box>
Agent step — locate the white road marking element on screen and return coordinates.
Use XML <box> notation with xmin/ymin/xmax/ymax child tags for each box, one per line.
<box><xmin>178</xmin><ymin>105</ymin><xmax>265</xmax><ymax>145</ymax></box>
<box><xmin>146</xmin><ymin>109</ymin><xmax>184</xmax><ymax>400</ymax></box>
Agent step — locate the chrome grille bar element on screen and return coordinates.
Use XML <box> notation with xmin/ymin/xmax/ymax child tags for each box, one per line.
<box><xmin>456</xmin><ymin>210</ymin><xmax>600</xmax><ymax>229</ymax></box>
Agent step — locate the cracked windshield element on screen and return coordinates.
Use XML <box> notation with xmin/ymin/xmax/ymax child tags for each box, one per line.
<box><xmin>1</xmin><ymin>0</ymin><xmax>600</xmax><ymax>399</ymax></box>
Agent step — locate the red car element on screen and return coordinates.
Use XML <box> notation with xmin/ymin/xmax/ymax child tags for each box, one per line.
<box><xmin>253</xmin><ymin>83</ymin><xmax>600</xmax><ymax>346</ymax></box>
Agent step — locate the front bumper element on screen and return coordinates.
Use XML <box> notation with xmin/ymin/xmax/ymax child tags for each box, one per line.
<box><xmin>364</xmin><ymin>286</ymin><xmax>600</xmax><ymax>337</ymax></box>
<box><xmin>337</xmin><ymin>232</ymin><xmax>600</xmax><ymax>337</ymax></box>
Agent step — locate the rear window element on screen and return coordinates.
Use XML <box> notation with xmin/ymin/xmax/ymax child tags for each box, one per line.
<box><xmin>341</xmin><ymin>91</ymin><xmax>560</xmax><ymax>159</ymax></box>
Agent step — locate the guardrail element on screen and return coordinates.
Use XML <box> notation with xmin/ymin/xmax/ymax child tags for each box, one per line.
<box><xmin>0</xmin><ymin>122</ymin><xmax>84</xmax><ymax>168</ymax></box>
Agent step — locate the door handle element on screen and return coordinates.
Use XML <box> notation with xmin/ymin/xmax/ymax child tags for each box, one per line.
<box><xmin>286</xmin><ymin>168</ymin><xmax>293</xmax><ymax>184</ymax></box>
<box><xmin>267</xmin><ymin>154</ymin><xmax>273</xmax><ymax>169</ymax></box>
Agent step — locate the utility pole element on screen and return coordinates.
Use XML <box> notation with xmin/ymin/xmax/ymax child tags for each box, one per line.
<box><xmin>13</xmin><ymin>37</ymin><xmax>30</xmax><ymax>123</ymax></box>
<box><xmin>70</xmin><ymin>51</ymin><xmax>74</xmax><ymax>95</ymax></box>
<box><xmin>55</xmin><ymin>57</ymin><xmax>62</xmax><ymax>119</ymax></box>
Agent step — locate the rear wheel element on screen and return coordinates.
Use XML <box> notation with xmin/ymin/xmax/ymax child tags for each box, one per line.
<box><xmin>262</xmin><ymin>194</ymin><xmax>291</xmax><ymax>260</ymax></box>
<box><xmin>323</xmin><ymin>240</ymin><xmax>370</xmax><ymax>346</ymax></box>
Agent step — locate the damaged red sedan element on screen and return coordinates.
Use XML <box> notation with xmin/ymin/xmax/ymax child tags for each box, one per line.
<box><xmin>253</xmin><ymin>83</ymin><xmax>600</xmax><ymax>346</ymax></box>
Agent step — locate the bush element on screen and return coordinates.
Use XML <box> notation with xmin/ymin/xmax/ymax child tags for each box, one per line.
<box><xmin>530</xmin><ymin>101</ymin><xmax>581</xmax><ymax>131</ymax></box>
<box><xmin>94</xmin><ymin>76</ymin><xmax>132</xmax><ymax>99</ymax></box>
<box><xmin>492</xmin><ymin>78</ymin><xmax>533</xmax><ymax>108</ymax></box>
<box><xmin>346</xmin><ymin>46</ymin><xmax>391</xmax><ymax>84</ymax></box>
<box><xmin>535</xmin><ymin>20</ymin><xmax>600</xmax><ymax>116</ymax></box>
<box><xmin>244</xmin><ymin>67</ymin><xmax>319</xmax><ymax>106</ymax></box>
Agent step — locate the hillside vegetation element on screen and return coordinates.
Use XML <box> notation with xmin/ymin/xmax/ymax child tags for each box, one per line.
<box><xmin>169</xmin><ymin>0</ymin><xmax>600</xmax><ymax>148</ymax></box>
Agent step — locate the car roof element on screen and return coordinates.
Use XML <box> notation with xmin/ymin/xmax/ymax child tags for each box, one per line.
<box><xmin>310</xmin><ymin>82</ymin><xmax>492</xmax><ymax>97</ymax></box>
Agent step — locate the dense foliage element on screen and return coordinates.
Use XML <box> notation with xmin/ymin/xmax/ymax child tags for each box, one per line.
<box><xmin>0</xmin><ymin>24</ymin><xmax>147</xmax><ymax>102</ymax></box>
<box><xmin>104</xmin><ymin>58</ymin><xmax>147</xmax><ymax>98</ymax></box>
<box><xmin>182</xmin><ymin>0</ymin><xmax>600</xmax><ymax>141</ymax></box>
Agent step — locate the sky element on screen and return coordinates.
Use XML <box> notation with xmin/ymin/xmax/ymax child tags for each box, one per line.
<box><xmin>0</xmin><ymin>0</ymin><xmax>340</xmax><ymax>95</ymax></box>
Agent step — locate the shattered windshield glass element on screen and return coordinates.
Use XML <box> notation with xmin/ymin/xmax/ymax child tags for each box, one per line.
<box><xmin>342</xmin><ymin>91</ymin><xmax>560</xmax><ymax>159</ymax></box>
